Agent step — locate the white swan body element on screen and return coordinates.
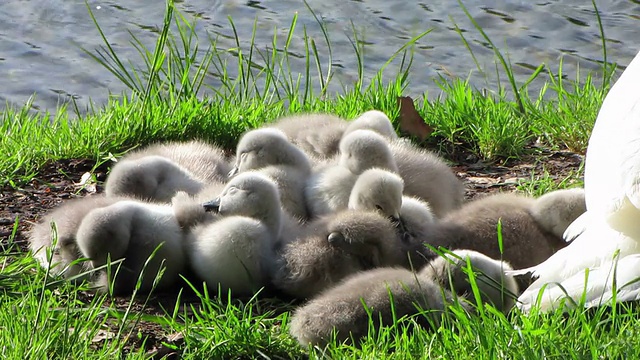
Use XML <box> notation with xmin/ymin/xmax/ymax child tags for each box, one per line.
<box><xmin>515</xmin><ymin>50</ymin><xmax>640</xmax><ymax>311</ymax></box>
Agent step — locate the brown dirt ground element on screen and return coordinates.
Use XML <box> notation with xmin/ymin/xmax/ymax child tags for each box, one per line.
<box><xmin>0</xmin><ymin>147</ymin><xmax>584</xmax><ymax>357</ymax></box>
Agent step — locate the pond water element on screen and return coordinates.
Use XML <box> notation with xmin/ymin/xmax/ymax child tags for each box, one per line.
<box><xmin>1</xmin><ymin>0</ymin><xmax>639</xmax><ymax>114</ymax></box>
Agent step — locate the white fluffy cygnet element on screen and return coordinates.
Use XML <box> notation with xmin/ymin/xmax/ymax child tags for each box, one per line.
<box><xmin>28</xmin><ymin>195</ymin><xmax>123</xmax><ymax>279</ymax></box>
<box><xmin>343</xmin><ymin>110</ymin><xmax>398</xmax><ymax>141</ymax></box>
<box><xmin>348</xmin><ymin>168</ymin><xmax>436</xmax><ymax>237</ymax></box>
<box><xmin>229</xmin><ymin>128</ymin><xmax>312</xmax><ymax>220</ymax></box>
<box><xmin>186</xmin><ymin>172</ymin><xmax>284</xmax><ymax>297</ymax></box>
<box><xmin>305</xmin><ymin>130</ymin><xmax>398</xmax><ymax>218</ymax></box>
<box><xmin>75</xmin><ymin>200</ymin><xmax>186</xmax><ymax>294</ymax></box>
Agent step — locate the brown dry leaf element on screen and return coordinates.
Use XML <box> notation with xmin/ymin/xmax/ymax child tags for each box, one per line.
<box><xmin>397</xmin><ymin>96</ymin><xmax>434</xmax><ymax>141</ymax></box>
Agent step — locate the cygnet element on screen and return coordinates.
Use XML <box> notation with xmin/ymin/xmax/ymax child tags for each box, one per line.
<box><xmin>304</xmin><ymin>130</ymin><xmax>398</xmax><ymax>218</ymax></box>
<box><xmin>270</xmin><ymin>209</ymin><xmax>401</xmax><ymax>299</ymax></box>
<box><xmin>28</xmin><ymin>195</ymin><xmax>123</xmax><ymax>279</ymax></box>
<box><xmin>268</xmin><ymin>113</ymin><xmax>349</xmax><ymax>160</ymax></box>
<box><xmin>348</xmin><ymin>168</ymin><xmax>436</xmax><ymax>229</ymax></box>
<box><xmin>338</xmin><ymin>129</ymin><xmax>398</xmax><ymax>175</ymax></box>
<box><xmin>342</xmin><ymin>110</ymin><xmax>398</xmax><ymax>140</ymax></box>
<box><xmin>388</xmin><ymin>140</ymin><xmax>464</xmax><ymax>218</ymax></box>
<box><xmin>414</xmin><ymin>193</ymin><xmax>570</xmax><ymax>270</ymax></box>
<box><xmin>529</xmin><ymin>188</ymin><xmax>586</xmax><ymax>239</ymax></box>
<box><xmin>422</xmin><ymin>249</ymin><xmax>519</xmax><ymax>311</ymax></box>
<box><xmin>289</xmin><ymin>249</ymin><xmax>516</xmax><ymax>347</ymax></box>
<box><xmin>229</xmin><ymin>128</ymin><xmax>312</xmax><ymax>220</ymax></box>
<box><xmin>105</xmin><ymin>140</ymin><xmax>231</xmax><ymax>202</ymax></box>
<box><xmin>75</xmin><ymin>200</ymin><xmax>186</xmax><ymax>294</ymax></box>
<box><xmin>289</xmin><ymin>267</ymin><xmax>458</xmax><ymax>347</ymax></box>
<box><xmin>187</xmin><ymin>172</ymin><xmax>284</xmax><ymax>296</ymax></box>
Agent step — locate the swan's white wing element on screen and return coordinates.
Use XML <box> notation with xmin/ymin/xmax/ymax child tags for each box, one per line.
<box><xmin>584</xmin><ymin>254</ymin><xmax>640</xmax><ymax>308</ymax></box>
<box><xmin>518</xmin><ymin>254</ymin><xmax>640</xmax><ymax>312</ymax></box>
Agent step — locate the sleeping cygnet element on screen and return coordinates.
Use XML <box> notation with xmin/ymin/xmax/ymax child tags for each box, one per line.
<box><xmin>105</xmin><ymin>140</ymin><xmax>231</xmax><ymax>202</ymax></box>
<box><xmin>289</xmin><ymin>267</ymin><xmax>459</xmax><ymax>347</ymax></box>
<box><xmin>289</xmin><ymin>249</ymin><xmax>517</xmax><ymax>347</ymax></box>
<box><xmin>420</xmin><ymin>193</ymin><xmax>570</xmax><ymax>270</ymax></box>
<box><xmin>422</xmin><ymin>249</ymin><xmax>519</xmax><ymax>312</ymax></box>
<box><xmin>187</xmin><ymin>172</ymin><xmax>284</xmax><ymax>297</ymax></box>
<box><xmin>28</xmin><ymin>195</ymin><xmax>123</xmax><ymax>279</ymax></box>
<box><xmin>388</xmin><ymin>140</ymin><xmax>464</xmax><ymax>218</ymax></box>
<box><xmin>75</xmin><ymin>200</ymin><xmax>186</xmax><ymax>295</ymax></box>
<box><xmin>270</xmin><ymin>210</ymin><xmax>401</xmax><ymax>299</ymax></box>
<box><xmin>304</xmin><ymin>130</ymin><xmax>398</xmax><ymax>218</ymax></box>
<box><xmin>229</xmin><ymin>128</ymin><xmax>312</xmax><ymax>220</ymax></box>
<box><xmin>349</xmin><ymin>168</ymin><xmax>434</xmax><ymax>245</ymax></box>
<box><xmin>528</xmin><ymin>188</ymin><xmax>586</xmax><ymax>239</ymax></box>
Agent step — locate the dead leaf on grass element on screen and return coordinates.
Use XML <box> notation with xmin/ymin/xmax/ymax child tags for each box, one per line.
<box><xmin>397</xmin><ymin>96</ymin><xmax>434</xmax><ymax>141</ymax></box>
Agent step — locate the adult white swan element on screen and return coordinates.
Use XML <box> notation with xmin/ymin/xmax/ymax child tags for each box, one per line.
<box><xmin>515</xmin><ymin>49</ymin><xmax>640</xmax><ymax>311</ymax></box>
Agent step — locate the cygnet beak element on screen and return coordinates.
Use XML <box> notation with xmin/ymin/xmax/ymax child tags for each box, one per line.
<box><xmin>202</xmin><ymin>198</ymin><xmax>221</xmax><ymax>213</ymax></box>
<box><xmin>327</xmin><ymin>232</ymin><xmax>346</xmax><ymax>244</ymax></box>
<box><xmin>390</xmin><ymin>215</ymin><xmax>410</xmax><ymax>242</ymax></box>
<box><xmin>227</xmin><ymin>166</ymin><xmax>239</xmax><ymax>178</ymax></box>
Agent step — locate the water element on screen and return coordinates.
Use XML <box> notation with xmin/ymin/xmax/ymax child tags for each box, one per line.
<box><xmin>1</xmin><ymin>0</ymin><xmax>639</xmax><ymax>114</ymax></box>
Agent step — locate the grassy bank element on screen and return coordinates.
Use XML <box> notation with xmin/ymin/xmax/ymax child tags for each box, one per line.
<box><xmin>0</xmin><ymin>0</ymin><xmax>629</xmax><ymax>358</ymax></box>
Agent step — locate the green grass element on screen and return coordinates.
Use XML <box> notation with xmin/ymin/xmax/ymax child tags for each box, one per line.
<box><xmin>1</xmin><ymin>0</ymin><xmax>634</xmax><ymax>358</ymax></box>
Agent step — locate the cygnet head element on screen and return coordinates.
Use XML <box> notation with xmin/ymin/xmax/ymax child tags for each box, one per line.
<box><xmin>338</xmin><ymin>129</ymin><xmax>397</xmax><ymax>175</ymax></box>
<box><xmin>324</xmin><ymin>210</ymin><xmax>400</xmax><ymax>268</ymax></box>
<box><xmin>229</xmin><ymin>128</ymin><xmax>311</xmax><ymax>177</ymax></box>
<box><xmin>203</xmin><ymin>172</ymin><xmax>282</xmax><ymax>235</ymax></box>
<box><xmin>529</xmin><ymin>188</ymin><xmax>587</xmax><ymax>239</ymax></box>
<box><xmin>105</xmin><ymin>156</ymin><xmax>202</xmax><ymax>202</ymax></box>
<box><xmin>421</xmin><ymin>249</ymin><xmax>519</xmax><ymax>313</ymax></box>
<box><xmin>75</xmin><ymin>203</ymin><xmax>134</xmax><ymax>267</ymax></box>
<box><xmin>348</xmin><ymin>168</ymin><xmax>404</xmax><ymax>223</ymax></box>
<box><xmin>344</xmin><ymin>110</ymin><xmax>398</xmax><ymax>140</ymax></box>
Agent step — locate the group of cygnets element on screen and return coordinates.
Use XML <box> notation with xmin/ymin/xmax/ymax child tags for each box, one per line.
<box><xmin>29</xmin><ymin>110</ymin><xmax>587</xmax><ymax>347</ymax></box>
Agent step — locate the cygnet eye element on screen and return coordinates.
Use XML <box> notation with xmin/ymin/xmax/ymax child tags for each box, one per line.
<box><xmin>227</xmin><ymin>186</ymin><xmax>238</xmax><ymax>195</ymax></box>
<box><xmin>375</xmin><ymin>205</ymin><xmax>383</xmax><ymax>211</ymax></box>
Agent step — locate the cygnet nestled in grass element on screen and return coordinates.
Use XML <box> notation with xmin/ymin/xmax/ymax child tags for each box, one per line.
<box><xmin>75</xmin><ymin>200</ymin><xmax>186</xmax><ymax>295</ymax></box>
<box><xmin>28</xmin><ymin>195</ymin><xmax>124</xmax><ymax>279</ymax></box>
<box><xmin>289</xmin><ymin>249</ymin><xmax>517</xmax><ymax>347</ymax></box>
<box><xmin>416</xmin><ymin>193</ymin><xmax>570</xmax><ymax>270</ymax></box>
